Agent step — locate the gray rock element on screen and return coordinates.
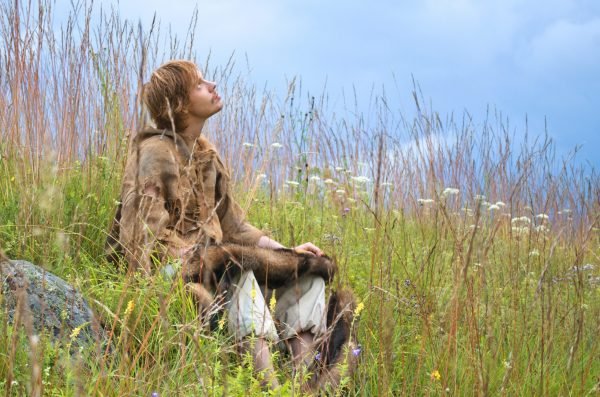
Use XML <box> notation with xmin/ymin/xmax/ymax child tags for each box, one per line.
<box><xmin>1</xmin><ymin>258</ymin><xmax>105</xmax><ymax>346</ymax></box>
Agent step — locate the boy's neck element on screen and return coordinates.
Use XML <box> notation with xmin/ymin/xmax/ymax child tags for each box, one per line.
<box><xmin>179</xmin><ymin>119</ymin><xmax>205</xmax><ymax>149</ymax></box>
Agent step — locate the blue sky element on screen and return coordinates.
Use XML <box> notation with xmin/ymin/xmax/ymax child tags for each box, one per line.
<box><xmin>59</xmin><ymin>0</ymin><xmax>600</xmax><ymax>167</ymax></box>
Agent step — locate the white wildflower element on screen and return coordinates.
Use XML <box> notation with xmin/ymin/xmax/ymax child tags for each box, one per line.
<box><xmin>534</xmin><ymin>225</ymin><xmax>548</xmax><ymax>233</ymax></box>
<box><xmin>285</xmin><ymin>180</ymin><xmax>300</xmax><ymax>187</ymax></box>
<box><xmin>529</xmin><ymin>249</ymin><xmax>540</xmax><ymax>257</ymax></box>
<box><xmin>495</xmin><ymin>201</ymin><xmax>506</xmax><ymax>207</ymax></box>
<box><xmin>363</xmin><ymin>227</ymin><xmax>376</xmax><ymax>232</ymax></box>
<box><xmin>582</xmin><ymin>264</ymin><xmax>595</xmax><ymax>271</ymax></box>
<box><xmin>271</xmin><ymin>142</ymin><xmax>283</xmax><ymax>149</ymax></box>
<box><xmin>475</xmin><ymin>194</ymin><xmax>486</xmax><ymax>201</ymax></box>
<box><xmin>323</xmin><ymin>233</ymin><xmax>341</xmax><ymax>244</ymax></box>
<box><xmin>381</xmin><ymin>182</ymin><xmax>393</xmax><ymax>187</ymax></box>
<box><xmin>351</xmin><ymin>176</ymin><xmax>370</xmax><ymax>183</ymax></box>
<box><xmin>511</xmin><ymin>216</ymin><xmax>531</xmax><ymax>224</ymax></box>
<box><xmin>347</xmin><ymin>198</ymin><xmax>356</xmax><ymax>203</ymax></box>
<box><xmin>535</xmin><ymin>213</ymin><xmax>549</xmax><ymax>221</ymax></box>
<box><xmin>242</xmin><ymin>142</ymin><xmax>255</xmax><ymax>148</ymax></box>
<box><xmin>324</xmin><ymin>178</ymin><xmax>336</xmax><ymax>185</ymax></box>
<box><xmin>256</xmin><ymin>173</ymin><xmax>267</xmax><ymax>180</ymax></box>
<box><xmin>488</xmin><ymin>204</ymin><xmax>500</xmax><ymax>211</ymax></box>
<box><xmin>417</xmin><ymin>198</ymin><xmax>435</xmax><ymax>205</ymax></box>
<box><xmin>558</xmin><ymin>209</ymin><xmax>572</xmax><ymax>215</ymax></box>
<box><xmin>30</xmin><ymin>334</ymin><xmax>40</xmax><ymax>346</ymax></box>
<box><xmin>512</xmin><ymin>226</ymin><xmax>529</xmax><ymax>235</ymax></box>
<box><xmin>309</xmin><ymin>176</ymin><xmax>321</xmax><ymax>182</ymax></box>
<box><xmin>442</xmin><ymin>187</ymin><xmax>459</xmax><ymax>197</ymax></box>
<box><xmin>335</xmin><ymin>189</ymin><xmax>346</xmax><ymax>195</ymax></box>
<box><xmin>335</xmin><ymin>167</ymin><xmax>344</xmax><ymax>172</ymax></box>
<box><xmin>55</xmin><ymin>232</ymin><xmax>68</xmax><ymax>250</ymax></box>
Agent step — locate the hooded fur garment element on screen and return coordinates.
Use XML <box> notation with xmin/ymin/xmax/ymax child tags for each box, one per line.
<box><xmin>106</xmin><ymin>129</ymin><xmax>336</xmax><ymax>302</ymax></box>
<box><xmin>106</xmin><ymin>128</ymin><xmax>358</xmax><ymax>391</ymax></box>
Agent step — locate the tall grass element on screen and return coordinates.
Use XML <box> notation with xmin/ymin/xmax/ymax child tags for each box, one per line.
<box><xmin>1</xmin><ymin>0</ymin><xmax>599</xmax><ymax>395</ymax></box>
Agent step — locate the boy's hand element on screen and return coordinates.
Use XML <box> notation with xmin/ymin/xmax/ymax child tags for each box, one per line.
<box><xmin>294</xmin><ymin>242</ymin><xmax>324</xmax><ymax>257</ymax></box>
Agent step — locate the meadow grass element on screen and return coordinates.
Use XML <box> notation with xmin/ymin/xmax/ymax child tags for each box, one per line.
<box><xmin>1</xmin><ymin>1</ymin><xmax>599</xmax><ymax>396</ymax></box>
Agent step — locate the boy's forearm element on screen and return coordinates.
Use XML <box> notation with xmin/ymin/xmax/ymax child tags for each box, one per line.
<box><xmin>257</xmin><ymin>235</ymin><xmax>286</xmax><ymax>250</ymax></box>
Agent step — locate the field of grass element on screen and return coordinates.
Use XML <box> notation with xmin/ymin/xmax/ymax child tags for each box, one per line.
<box><xmin>1</xmin><ymin>1</ymin><xmax>599</xmax><ymax>396</ymax></box>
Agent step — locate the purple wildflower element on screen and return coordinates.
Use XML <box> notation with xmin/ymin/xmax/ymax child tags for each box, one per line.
<box><xmin>352</xmin><ymin>346</ymin><xmax>362</xmax><ymax>357</ymax></box>
<box><xmin>315</xmin><ymin>352</ymin><xmax>321</xmax><ymax>361</ymax></box>
<box><xmin>151</xmin><ymin>393</ymin><xmax>159</xmax><ymax>397</ymax></box>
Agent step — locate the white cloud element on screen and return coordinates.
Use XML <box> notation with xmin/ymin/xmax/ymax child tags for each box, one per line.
<box><xmin>391</xmin><ymin>131</ymin><xmax>454</xmax><ymax>168</ymax></box>
<box><xmin>520</xmin><ymin>18</ymin><xmax>600</xmax><ymax>75</ymax></box>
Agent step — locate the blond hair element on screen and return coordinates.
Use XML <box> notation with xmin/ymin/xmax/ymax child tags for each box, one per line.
<box><xmin>143</xmin><ymin>60</ymin><xmax>198</xmax><ymax>131</ymax></box>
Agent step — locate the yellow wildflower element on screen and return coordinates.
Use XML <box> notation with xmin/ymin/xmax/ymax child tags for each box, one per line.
<box><xmin>430</xmin><ymin>369</ymin><xmax>441</xmax><ymax>381</ymax></box>
<box><xmin>124</xmin><ymin>299</ymin><xmax>135</xmax><ymax>316</ymax></box>
<box><xmin>354</xmin><ymin>301</ymin><xmax>365</xmax><ymax>316</ymax></box>
<box><xmin>250</xmin><ymin>285</ymin><xmax>257</xmax><ymax>300</ymax></box>
<box><xmin>218</xmin><ymin>317</ymin><xmax>226</xmax><ymax>331</ymax></box>
<box><xmin>69</xmin><ymin>325</ymin><xmax>83</xmax><ymax>341</ymax></box>
<box><xmin>269</xmin><ymin>294</ymin><xmax>277</xmax><ymax>313</ymax></box>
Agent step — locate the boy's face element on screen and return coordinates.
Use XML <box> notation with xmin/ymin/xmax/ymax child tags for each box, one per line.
<box><xmin>186</xmin><ymin>70</ymin><xmax>223</xmax><ymax>121</ymax></box>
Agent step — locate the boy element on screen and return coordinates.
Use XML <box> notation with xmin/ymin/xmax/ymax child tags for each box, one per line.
<box><xmin>107</xmin><ymin>60</ymin><xmax>356</xmax><ymax>390</ymax></box>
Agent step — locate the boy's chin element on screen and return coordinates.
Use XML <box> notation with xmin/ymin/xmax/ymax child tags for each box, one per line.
<box><xmin>211</xmin><ymin>104</ymin><xmax>223</xmax><ymax>115</ymax></box>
